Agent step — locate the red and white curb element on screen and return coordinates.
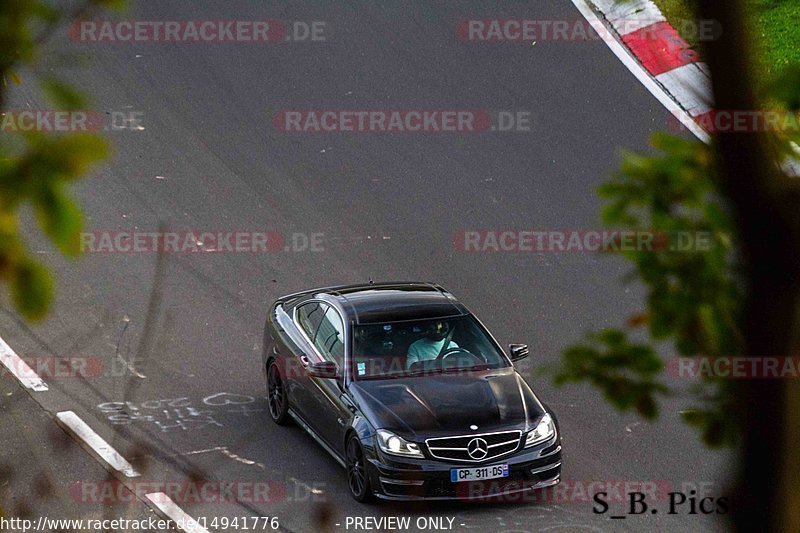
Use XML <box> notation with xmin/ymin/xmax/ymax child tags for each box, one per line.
<box><xmin>575</xmin><ymin>0</ymin><xmax>800</xmax><ymax>176</ymax></box>
<box><xmin>1</xmin><ymin>333</ymin><xmax>209</xmax><ymax>533</ymax></box>
<box><xmin>569</xmin><ymin>0</ymin><xmax>709</xmax><ymax>141</ymax></box>
<box><xmin>591</xmin><ymin>0</ymin><xmax>715</xmax><ymax>128</ymax></box>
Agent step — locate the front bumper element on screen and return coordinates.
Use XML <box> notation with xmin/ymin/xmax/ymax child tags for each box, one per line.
<box><xmin>367</xmin><ymin>435</ymin><xmax>562</xmax><ymax>501</ymax></box>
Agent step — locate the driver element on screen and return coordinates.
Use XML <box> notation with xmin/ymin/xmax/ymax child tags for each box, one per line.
<box><xmin>406</xmin><ymin>320</ymin><xmax>458</xmax><ymax>369</ymax></box>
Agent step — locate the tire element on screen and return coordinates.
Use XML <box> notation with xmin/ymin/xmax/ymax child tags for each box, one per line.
<box><xmin>345</xmin><ymin>434</ymin><xmax>375</xmax><ymax>503</ymax></box>
<box><xmin>266</xmin><ymin>359</ymin><xmax>290</xmax><ymax>425</ymax></box>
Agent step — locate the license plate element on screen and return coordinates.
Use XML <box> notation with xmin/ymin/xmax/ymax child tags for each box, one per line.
<box><xmin>450</xmin><ymin>464</ymin><xmax>509</xmax><ymax>483</ymax></box>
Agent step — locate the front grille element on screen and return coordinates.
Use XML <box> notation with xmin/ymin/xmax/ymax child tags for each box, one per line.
<box><xmin>425</xmin><ymin>430</ymin><xmax>522</xmax><ymax>462</ymax></box>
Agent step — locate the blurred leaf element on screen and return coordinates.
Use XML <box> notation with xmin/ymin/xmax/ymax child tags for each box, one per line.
<box><xmin>547</xmin><ymin>131</ymin><xmax>743</xmax><ymax>445</ymax></box>
<box><xmin>30</xmin><ymin>2</ymin><xmax>60</xmax><ymax>24</ymax></box>
<box><xmin>681</xmin><ymin>400</ymin><xmax>737</xmax><ymax>448</ymax></box>
<box><xmin>41</xmin><ymin>78</ymin><xmax>86</xmax><ymax>110</ymax></box>
<box><xmin>10</xmin><ymin>260</ymin><xmax>52</xmax><ymax>321</ymax></box>
<box><xmin>20</xmin><ymin>133</ymin><xmax>110</xmax><ymax>179</ymax></box>
<box><xmin>0</xmin><ymin>0</ymin><xmax>119</xmax><ymax>323</ymax></box>
<box><xmin>52</xmin><ymin>133</ymin><xmax>110</xmax><ymax>175</ymax></box>
<box><xmin>96</xmin><ymin>0</ymin><xmax>128</xmax><ymax>11</ymax></box>
<box><xmin>548</xmin><ymin>329</ymin><xmax>668</xmax><ymax>420</ymax></box>
<box><xmin>766</xmin><ymin>65</ymin><xmax>800</xmax><ymax>110</ymax></box>
<box><xmin>35</xmin><ymin>185</ymin><xmax>83</xmax><ymax>256</ymax></box>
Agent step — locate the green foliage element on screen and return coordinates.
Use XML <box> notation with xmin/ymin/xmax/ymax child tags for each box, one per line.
<box><xmin>542</xmin><ymin>133</ymin><xmax>743</xmax><ymax>447</ymax></box>
<box><xmin>600</xmin><ymin>134</ymin><xmax>742</xmax><ymax>356</ymax></box>
<box><xmin>748</xmin><ymin>0</ymin><xmax>800</xmax><ymax>77</ymax></box>
<box><xmin>0</xmin><ymin>1</ymin><xmax>121</xmax><ymax>320</ymax></box>
<box><xmin>543</xmin><ymin>52</ymin><xmax>800</xmax><ymax>446</ymax></box>
<box><xmin>681</xmin><ymin>390</ymin><xmax>738</xmax><ymax>448</ymax></box>
<box><xmin>549</xmin><ymin>0</ymin><xmax>800</xmax><ymax>441</ymax></box>
<box><xmin>542</xmin><ymin>0</ymin><xmax>800</xmax><ymax>444</ymax></box>
<box><xmin>10</xmin><ymin>260</ymin><xmax>52</xmax><ymax>321</ymax></box>
<box><xmin>0</xmin><ymin>133</ymin><xmax>110</xmax><ymax>319</ymax></box>
<box><xmin>550</xmin><ymin>329</ymin><xmax>668</xmax><ymax>419</ymax></box>
<box><xmin>764</xmin><ymin>65</ymin><xmax>800</xmax><ymax>162</ymax></box>
<box><xmin>41</xmin><ymin>78</ymin><xmax>87</xmax><ymax>111</ymax></box>
<box><xmin>767</xmin><ymin>65</ymin><xmax>800</xmax><ymax>111</ymax></box>
<box><xmin>651</xmin><ymin>0</ymin><xmax>800</xmax><ymax>77</ymax></box>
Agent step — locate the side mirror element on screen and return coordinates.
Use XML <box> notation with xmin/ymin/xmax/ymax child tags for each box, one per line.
<box><xmin>509</xmin><ymin>344</ymin><xmax>529</xmax><ymax>361</ymax></box>
<box><xmin>308</xmin><ymin>360</ymin><xmax>340</xmax><ymax>379</ymax></box>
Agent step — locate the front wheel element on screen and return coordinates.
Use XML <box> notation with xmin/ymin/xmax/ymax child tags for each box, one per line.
<box><xmin>266</xmin><ymin>360</ymin><xmax>290</xmax><ymax>425</ymax></box>
<box><xmin>346</xmin><ymin>435</ymin><xmax>374</xmax><ymax>503</ymax></box>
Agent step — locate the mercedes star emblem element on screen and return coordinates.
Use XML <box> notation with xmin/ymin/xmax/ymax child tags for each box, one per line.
<box><xmin>467</xmin><ymin>437</ymin><xmax>489</xmax><ymax>460</ymax></box>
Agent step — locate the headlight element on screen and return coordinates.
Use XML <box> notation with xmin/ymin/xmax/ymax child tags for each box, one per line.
<box><xmin>376</xmin><ymin>429</ymin><xmax>424</xmax><ymax>458</ymax></box>
<box><xmin>525</xmin><ymin>413</ymin><xmax>555</xmax><ymax>447</ymax></box>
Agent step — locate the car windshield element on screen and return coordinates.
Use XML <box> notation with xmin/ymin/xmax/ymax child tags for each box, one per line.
<box><xmin>351</xmin><ymin>315</ymin><xmax>510</xmax><ymax>380</ymax></box>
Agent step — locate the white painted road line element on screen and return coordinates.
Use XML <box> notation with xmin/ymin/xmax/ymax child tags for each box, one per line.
<box><xmin>571</xmin><ymin>0</ymin><xmax>710</xmax><ymax>143</ymax></box>
<box><xmin>145</xmin><ymin>493</ymin><xmax>211</xmax><ymax>533</ymax></box>
<box><xmin>55</xmin><ymin>411</ymin><xmax>140</xmax><ymax>477</ymax></box>
<box><xmin>0</xmin><ymin>336</ymin><xmax>48</xmax><ymax>391</ymax></box>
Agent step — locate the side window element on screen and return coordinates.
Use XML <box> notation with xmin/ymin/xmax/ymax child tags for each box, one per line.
<box><xmin>314</xmin><ymin>307</ymin><xmax>345</xmax><ymax>366</ymax></box>
<box><xmin>297</xmin><ymin>302</ymin><xmax>326</xmax><ymax>343</ymax></box>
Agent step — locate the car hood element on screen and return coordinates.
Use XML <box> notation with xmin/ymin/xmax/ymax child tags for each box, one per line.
<box><xmin>347</xmin><ymin>367</ymin><xmax>545</xmax><ymax>440</ymax></box>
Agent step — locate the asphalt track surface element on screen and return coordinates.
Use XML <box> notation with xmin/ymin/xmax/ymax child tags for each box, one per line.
<box><xmin>3</xmin><ymin>1</ymin><xmax>731</xmax><ymax>531</ymax></box>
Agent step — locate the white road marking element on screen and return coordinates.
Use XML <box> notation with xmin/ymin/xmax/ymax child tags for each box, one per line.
<box><xmin>0</xmin><ymin>336</ymin><xmax>48</xmax><ymax>391</ymax></box>
<box><xmin>55</xmin><ymin>411</ymin><xmax>140</xmax><ymax>477</ymax></box>
<box><xmin>570</xmin><ymin>0</ymin><xmax>710</xmax><ymax>143</ymax></box>
<box><xmin>181</xmin><ymin>445</ymin><xmax>262</xmax><ymax>466</ymax></box>
<box><xmin>289</xmin><ymin>475</ymin><xmax>325</xmax><ymax>495</ymax></box>
<box><xmin>181</xmin><ymin>446</ymin><xmax>228</xmax><ymax>456</ymax></box>
<box><xmin>145</xmin><ymin>493</ymin><xmax>210</xmax><ymax>533</ymax></box>
<box><xmin>656</xmin><ymin>62</ymin><xmax>714</xmax><ymax>117</ymax></box>
<box><xmin>220</xmin><ymin>448</ymin><xmax>259</xmax><ymax>466</ymax></box>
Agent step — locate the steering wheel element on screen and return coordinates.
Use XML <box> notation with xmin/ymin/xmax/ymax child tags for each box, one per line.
<box><xmin>435</xmin><ymin>347</ymin><xmax>479</xmax><ymax>363</ymax></box>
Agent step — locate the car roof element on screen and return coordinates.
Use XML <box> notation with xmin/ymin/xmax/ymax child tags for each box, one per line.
<box><xmin>280</xmin><ymin>282</ymin><xmax>468</xmax><ymax>324</ymax></box>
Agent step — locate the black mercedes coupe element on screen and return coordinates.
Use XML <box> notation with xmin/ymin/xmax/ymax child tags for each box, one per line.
<box><xmin>262</xmin><ymin>282</ymin><xmax>561</xmax><ymax>502</ymax></box>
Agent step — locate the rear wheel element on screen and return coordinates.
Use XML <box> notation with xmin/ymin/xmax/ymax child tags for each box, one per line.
<box><xmin>346</xmin><ymin>435</ymin><xmax>374</xmax><ymax>502</ymax></box>
<box><xmin>266</xmin><ymin>360</ymin><xmax>289</xmax><ymax>425</ymax></box>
